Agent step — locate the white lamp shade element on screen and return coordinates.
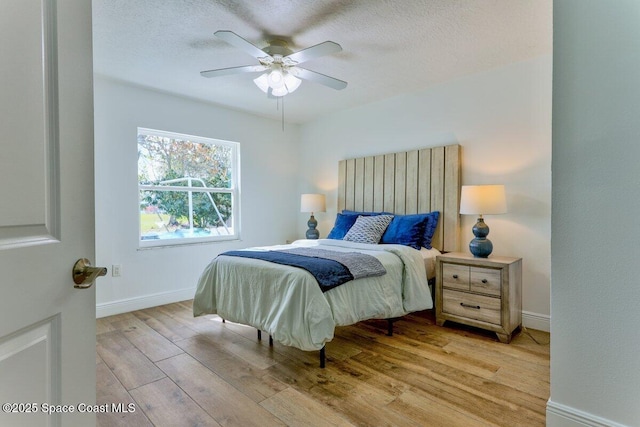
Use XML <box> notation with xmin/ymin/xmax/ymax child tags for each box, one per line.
<box><xmin>267</xmin><ymin>69</ymin><xmax>285</xmax><ymax>88</ymax></box>
<box><xmin>301</xmin><ymin>194</ymin><xmax>326</xmax><ymax>213</ymax></box>
<box><xmin>283</xmin><ymin>72</ymin><xmax>301</xmax><ymax>93</ymax></box>
<box><xmin>253</xmin><ymin>73</ymin><xmax>269</xmax><ymax>93</ymax></box>
<box><xmin>271</xmin><ymin>86</ymin><xmax>288</xmax><ymax>97</ymax></box>
<box><xmin>460</xmin><ymin>185</ymin><xmax>507</xmax><ymax>215</ymax></box>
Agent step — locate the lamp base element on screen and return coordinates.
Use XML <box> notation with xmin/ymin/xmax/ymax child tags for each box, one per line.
<box><xmin>306</xmin><ymin>214</ymin><xmax>319</xmax><ymax>239</ymax></box>
<box><xmin>469</xmin><ymin>237</ymin><xmax>493</xmax><ymax>258</ymax></box>
<box><xmin>469</xmin><ymin>217</ymin><xmax>493</xmax><ymax>258</ymax></box>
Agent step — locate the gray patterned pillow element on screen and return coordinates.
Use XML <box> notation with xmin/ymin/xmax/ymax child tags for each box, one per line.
<box><xmin>343</xmin><ymin>215</ymin><xmax>394</xmax><ymax>244</ymax></box>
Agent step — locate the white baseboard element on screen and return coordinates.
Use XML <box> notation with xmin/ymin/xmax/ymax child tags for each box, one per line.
<box><xmin>96</xmin><ymin>289</ymin><xmax>552</xmax><ymax>334</ymax></box>
<box><xmin>96</xmin><ymin>287</ymin><xmax>196</xmax><ymax>318</ymax></box>
<box><xmin>522</xmin><ymin>310</ymin><xmax>550</xmax><ymax>332</ymax></box>
<box><xmin>546</xmin><ymin>400</ymin><xmax>628</xmax><ymax>427</ymax></box>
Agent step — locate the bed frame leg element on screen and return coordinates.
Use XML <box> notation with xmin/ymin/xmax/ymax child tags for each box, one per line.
<box><xmin>319</xmin><ymin>346</ymin><xmax>326</xmax><ymax>368</ymax></box>
<box><xmin>387</xmin><ymin>319</ymin><xmax>394</xmax><ymax>336</ymax></box>
<box><xmin>257</xmin><ymin>330</ymin><xmax>274</xmax><ymax>346</ymax></box>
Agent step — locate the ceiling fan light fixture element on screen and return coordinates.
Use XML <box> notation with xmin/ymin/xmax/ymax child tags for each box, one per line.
<box><xmin>272</xmin><ymin>86</ymin><xmax>288</xmax><ymax>97</ymax></box>
<box><xmin>254</xmin><ymin>69</ymin><xmax>299</xmax><ymax>96</ymax></box>
<box><xmin>283</xmin><ymin>72</ymin><xmax>301</xmax><ymax>93</ymax></box>
<box><xmin>267</xmin><ymin>69</ymin><xmax>285</xmax><ymax>89</ymax></box>
<box><xmin>253</xmin><ymin>73</ymin><xmax>269</xmax><ymax>93</ymax></box>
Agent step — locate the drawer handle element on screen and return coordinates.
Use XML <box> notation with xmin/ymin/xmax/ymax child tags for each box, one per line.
<box><xmin>481</xmin><ymin>279</ymin><xmax>488</xmax><ymax>284</ymax></box>
<box><xmin>460</xmin><ymin>302</ymin><xmax>481</xmax><ymax>310</ymax></box>
<box><xmin>452</xmin><ymin>274</ymin><xmax>459</xmax><ymax>279</ymax></box>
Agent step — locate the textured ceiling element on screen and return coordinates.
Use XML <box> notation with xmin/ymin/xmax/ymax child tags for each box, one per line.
<box><xmin>92</xmin><ymin>0</ymin><xmax>552</xmax><ymax>123</ymax></box>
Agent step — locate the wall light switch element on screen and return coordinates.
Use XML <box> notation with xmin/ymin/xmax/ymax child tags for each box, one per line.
<box><xmin>112</xmin><ymin>264</ymin><xmax>121</xmax><ymax>277</ymax></box>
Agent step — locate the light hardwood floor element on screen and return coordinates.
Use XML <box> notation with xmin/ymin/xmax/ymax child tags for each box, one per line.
<box><xmin>96</xmin><ymin>300</ymin><xmax>549</xmax><ymax>427</ymax></box>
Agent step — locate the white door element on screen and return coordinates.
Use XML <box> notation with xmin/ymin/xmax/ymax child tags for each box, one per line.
<box><xmin>0</xmin><ymin>1</ymin><xmax>97</xmax><ymax>426</ymax></box>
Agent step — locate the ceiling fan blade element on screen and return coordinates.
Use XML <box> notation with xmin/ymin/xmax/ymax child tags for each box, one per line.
<box><xmin>293</xmin><ymin>67</ymin><xmax>347</xmax><ymax>90</ymax></box>
<box><xmin>214</xmin><ymin>30</ymin><xmax>270</xmax><ymax>60</ymax></box>
<box><xmin>200</xmin><ymin>65</ymin><xmax>268</xmax><ymax>78</ymax></box>
<box><xmin>285</xmin><ymin>41</ymin><xmax>342</xmax><ymax>64</ymax></box>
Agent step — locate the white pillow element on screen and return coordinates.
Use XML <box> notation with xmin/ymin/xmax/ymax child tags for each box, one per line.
<box><xmin>343</xmin><ymin>215</ymin><xmax>394</xmax><ymax>244</ymax></box>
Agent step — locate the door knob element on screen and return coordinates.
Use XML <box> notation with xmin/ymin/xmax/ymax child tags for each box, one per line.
<box><xmin>73</xmin><ymin>258</ymin><xmax>107</xmax><ymax>289</ymax></box>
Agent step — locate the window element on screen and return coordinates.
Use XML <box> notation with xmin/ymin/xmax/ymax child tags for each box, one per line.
<box><xmin>137</xmin><ymin>128</ymin><xmax>239</xmax><ymax>247</ymax></box>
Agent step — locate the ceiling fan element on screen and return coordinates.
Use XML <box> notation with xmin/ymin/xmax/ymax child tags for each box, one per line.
<box><xmin>200</xmin><ymin>30</ymin><xmax>347</xmax><ymax>97</ymax></box>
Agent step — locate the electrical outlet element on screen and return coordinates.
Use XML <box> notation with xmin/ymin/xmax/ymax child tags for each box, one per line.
<box><xmin>112</xmin><ymin>264</ymin><xmax>121</xmax><ymax>277</ymax></box>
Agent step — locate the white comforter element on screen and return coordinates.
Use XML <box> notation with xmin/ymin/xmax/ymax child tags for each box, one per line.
<box><xmin>193</xmin><ymin>239</ymin><xmax>432</xmax><ymax>351</ymax></box>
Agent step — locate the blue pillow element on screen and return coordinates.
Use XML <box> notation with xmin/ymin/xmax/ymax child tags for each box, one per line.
<box><xmin>380</xmin><ymin>214</ymin><xmax>428</xmax><ymax>249</ymax></box>
<box><xmin>338</xmin><ymin>210</ymin><xmax>439</xmax><ymax>248</ymax></box>
<box><xmin>342</xmin><ymin>210</ymin><xmax>392</xmax><ymax>216</ymax></box>
<box><xmin>327</xmin><ymin>213</ymin><xmax>359</xmax><ymax>240</ymax></box>
<box><xmin>422</xmin><ymin>211</ymin><xmax>440</xmax><ymax>249</ymax></box>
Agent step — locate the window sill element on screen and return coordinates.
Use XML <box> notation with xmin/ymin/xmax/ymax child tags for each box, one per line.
<box><xmin>137</xmin><ymin>235</ymin><xmax>240</xmax><ymax>250</ymax></box>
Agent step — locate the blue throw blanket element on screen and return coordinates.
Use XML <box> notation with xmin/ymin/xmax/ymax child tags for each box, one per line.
<box><xmin>220</xmin><ymin>250</ymin><xmax>353</xmax><ymax>292</ymax></box>
<box><xmin>221</xmin><ymin>248</ymin><xmax>387</xmax><ymax>292</ymax></box>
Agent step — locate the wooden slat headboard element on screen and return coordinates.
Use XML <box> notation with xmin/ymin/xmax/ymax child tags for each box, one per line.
<box><xmin>337</xmin><ymin>144</ymin><xmax>461</xmax><ymax>252</ymax></box>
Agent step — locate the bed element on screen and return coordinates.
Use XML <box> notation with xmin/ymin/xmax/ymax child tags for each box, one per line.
<box><xmin>193</xmin><ymin>144</ymin><xmax>461</xmax><ymax>366</ymax></box>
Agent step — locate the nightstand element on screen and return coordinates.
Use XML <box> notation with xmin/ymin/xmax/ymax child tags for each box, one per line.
<box><xmin>435</xmin><ymin>252</ymin><xmax>522</xmax><ymax>343</ymax></box>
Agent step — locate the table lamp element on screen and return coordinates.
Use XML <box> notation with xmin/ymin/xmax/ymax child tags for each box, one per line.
<box><xmin>301</xmin><ymin>194</ymin><xmax>326</xmax><ymax>239</ymax></box>
<box><xmin>459</xmin><ymin>185</ymin><xmax>507</xmax><ymax>257</ymax></box>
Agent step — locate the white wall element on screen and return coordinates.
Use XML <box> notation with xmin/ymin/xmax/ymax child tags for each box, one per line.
<box><xmin>298</xmin><ymin>56</ymin><xmax>552</xmax><ymax>330</ymax></box>
<box><xmin>94</xmin><ymin>77</ymin><xmax>301</xmax><ymax>316</ymax></box>
<box><xmin>548</xmin><ymin>2</ymin><xmax>640</xmax><ymax>426</ymax></box>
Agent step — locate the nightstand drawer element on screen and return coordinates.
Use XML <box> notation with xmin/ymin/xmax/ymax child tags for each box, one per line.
<box><xmin>441</xmin><ymin>263</ymin><xmax>469</xmax><ymax>291</ymax></box>
<box><xmin>442</xmin><ymin>289</ymin><xmax>501</xmax><ymax>325</ymax></box>
<box><xmin>470</xmin><ymin>267</ymin><xmax>501</xmax><ymax>296</ymax></box>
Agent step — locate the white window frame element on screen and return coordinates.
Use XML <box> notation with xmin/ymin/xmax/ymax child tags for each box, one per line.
<box><xmin>137</xmin><ymin>128</ymin><xmax>240</xmax><ymax>248</ymax></box>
